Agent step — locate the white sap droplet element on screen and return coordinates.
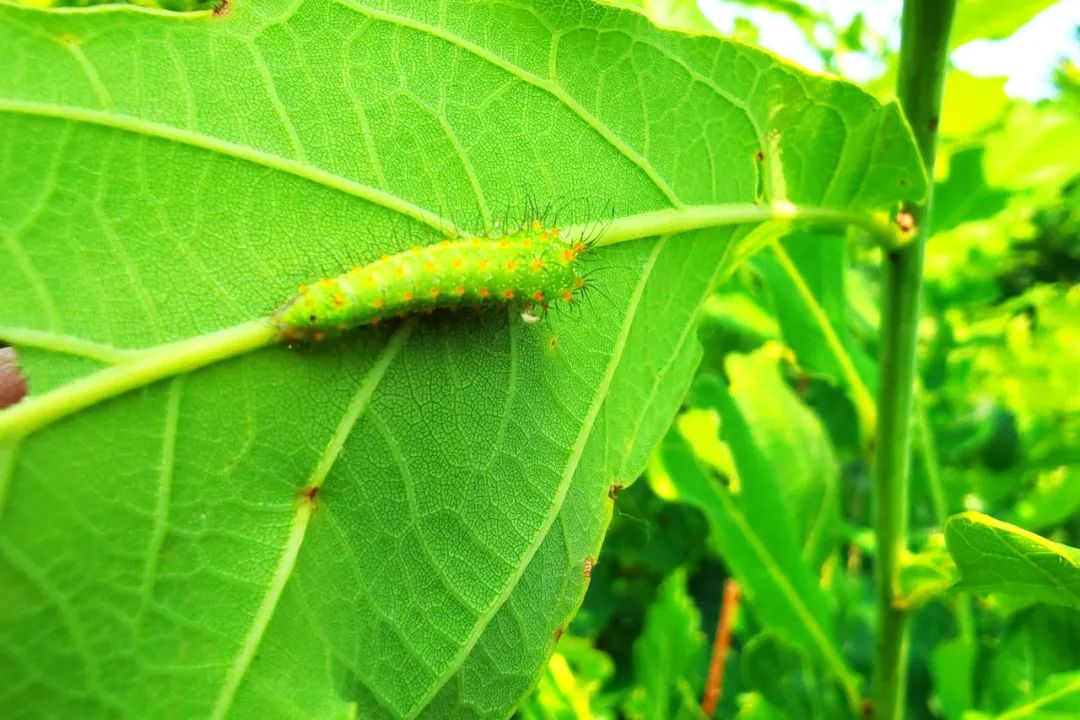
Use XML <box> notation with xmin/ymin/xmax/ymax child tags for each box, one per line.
<box><xmin>520</xmin><ymin>308</ymin><xmax>541</xmax><ymax>324</ymax></box>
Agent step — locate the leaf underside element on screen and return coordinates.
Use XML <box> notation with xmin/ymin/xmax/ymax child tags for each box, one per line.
<box><xmin>0</xmin><ymin>1</ymin><xmax>924</xmax><ymax>717</ymax></box>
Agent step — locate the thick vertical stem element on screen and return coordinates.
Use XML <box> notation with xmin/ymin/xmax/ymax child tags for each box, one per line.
<box><xmin>873</xmin><ymin>2</ymin><xmax>956</xmax><ymax>719</ymax></box>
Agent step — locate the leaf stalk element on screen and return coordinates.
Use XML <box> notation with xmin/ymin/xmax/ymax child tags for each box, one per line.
<box><xmin>0</xmin><ymin>320</ymin><xmax>276</xmax><ymax>439</ymax></box>
<box><xmin>873</xmin><ymin>2</ymin><xmax>956</xmax><ymax>718</ymax></box>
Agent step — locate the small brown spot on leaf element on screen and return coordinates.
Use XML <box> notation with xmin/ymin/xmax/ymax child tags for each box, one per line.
<box><xmin>754</xmin><ymin>149</ymin><xmax>765</xmax><ymax>162</ymax></box>
<box><xmin>213</xmin><ymin>0</ymin><xmax>232</xmax><ymax>18</ymax></box>
<box><xmin>299</xmin><ymin>485</ymin><xmax>319</xmax><ymax>505</ymax></box>
<box><xmin>928</xmin><ymin>115</ymin><xmax>939</xmax><ymax>132</ymax></box>
<box><xmin>583</xmin><ymin>556</ymin><xmax>594</xmax><ymax>579</ymax></box>
<box><xmin>0</xmin><ymin>347</ymin><xmax>28</xmax><ymax>409</ymax></box>
<box><xmin>553</xmin><ymin>627</ymin><xmax>564</xmax><ymax>643</ymax></box>
<box><xmin>608</xmin><ymin>483</ymin><xmax>625</xmax><ymax>500</ymax></box>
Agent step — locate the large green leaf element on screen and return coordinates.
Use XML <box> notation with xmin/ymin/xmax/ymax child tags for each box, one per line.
<box><xmin>0</xmin><ymin>0</ymin><xmax>924</xmax><ymax>716</ymax></box>
<box><xmin>944</xmin><ymin>512</ymin><xmax>1080</xmax><ymax>609</ymax></box>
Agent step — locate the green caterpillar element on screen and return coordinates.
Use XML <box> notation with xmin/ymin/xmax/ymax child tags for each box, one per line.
<box><xmin>275</xmin><ymin>220</ymin><xmax>590</xmax><ymax>341</ymax></box>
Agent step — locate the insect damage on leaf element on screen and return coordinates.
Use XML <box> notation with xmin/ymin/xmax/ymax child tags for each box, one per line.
<box><xmin>275</xmin><ymin>220</ymin><xmax>594</xmax><ymax>342</ymax></box>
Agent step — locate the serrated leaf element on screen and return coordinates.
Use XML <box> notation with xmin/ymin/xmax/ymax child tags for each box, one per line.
<box><xmin>944</xmin><ymin>511</ymin><xmax>1080</xmax><ymax>609</ymax></box>
<box><xmin>622</xmin><ymin>569</ymin><xmax>707</xmax><ymax>720</ymax></box>
<box><xmin>0</xmin><ymin>0</ymin><xmax>924</xmax><ymax>716</ymax></box>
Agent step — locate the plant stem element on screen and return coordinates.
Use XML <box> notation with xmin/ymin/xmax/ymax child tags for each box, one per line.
<box><xmin>873</xmin><ymin>2</ymin><xmax>956</xmax><ymax>719</ymax></box>
<box><xmin>0</xmin><ymin>319</ymin><xmax>276</xmax><ymax>440</ymax></box>
<box><xmin>701</xmin><ymin>579</ymin><xmax>741</xmax><ymax>717</ymax></box>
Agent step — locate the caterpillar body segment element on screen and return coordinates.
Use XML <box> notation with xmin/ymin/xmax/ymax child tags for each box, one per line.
<box><xmin>275</xmin><ymin>222</ymin><xmax>589</xmax><ymax>341</ymax></box>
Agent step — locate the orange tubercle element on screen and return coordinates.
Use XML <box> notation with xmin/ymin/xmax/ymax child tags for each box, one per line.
<box><xmin>505</xmin><ymin>260</ymin><xmax>517</xmax><ymax>271</ymax></box>
<box><xmin>373</xmin><ymin>298</ymin><xmax>384</xmax><ymax>309</ymax></box>
<box><xmin>430</xmin><ymin>287</ymin><xmax>440</xmax><ymax>298</ymax></box>
<box><xmin>455</xmin><ymin>285</ymin><xmax>466</xmax><ymax>296</ymax></box>
<box><xmin>403</xmin><ymin>291</ymin><xmax>414</xmax><ymax>302</ymax></box>
<box><xmin>532</xmin><ymin>291</ymin><xmax>545</xmax><ymax>302</ymax></box>
<box><xmin>530</xmin><ymin>259</ymin><xmax>544</xmax><ymax>271</ymax></box>
<box><xmin>479</xmin><ymin>287</ymin><xmax>490</xmax><ymax>298</ymax></box>
<box><xmin>503</xmin><ymin>289</ymin><xmax>515</xmax><ymax>300</ymax></box>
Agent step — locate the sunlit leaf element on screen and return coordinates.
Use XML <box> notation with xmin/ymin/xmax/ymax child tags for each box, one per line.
<box><xmin>944</xmin><ymin>512</ymin><xmax>1080</xmax><ymax>609</ymax></box>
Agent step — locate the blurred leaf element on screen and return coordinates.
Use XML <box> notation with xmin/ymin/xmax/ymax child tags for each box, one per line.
<box><xmin>985</xmin><ymin>105</ymin><xmax>1080</xmax><ymax>194</ymax></box>
<box><xmin>945</xmin><ymin>512</ymin><xmax>1080</xmax><ymax>608</ymax></box>
<box><xmin>517</xmin><ymin>637</ymin><xmax>616</xmax><ymax>720</ymax></box>
<box><xmin>933</xmin><ymin>147</ymin><xmax>1012</xmax><ymax>233</ymax></box>
<box><xmin>950</xmin><ymin>0</ymin><xmax>1060</xmax><ymax>48</ymax></box>
<box><xmin>622</xmin><ymin>569</ymin><xmax>707</xmax><ymax>720</ymax></box>
<box><xmin>899</xmin><ymin>538</ymin><xmax>959</xmax><ymax>610</ymax></box>
<box><xmin>650</xmin><ymin>373</ymin><xmax>859</xmax><ymax>708</ymax></box>
<box><xmin>1008</xmin><ymin>466</ymin><xmax>1080</xmax><ymax>532</ymax></box>
<box><xmin>752</xmin><ymin>232</ymin><xmax>877</xmax><ymax>438</ymax></box>
<box><xmin>982</xmin><ymin>606</ymin><xmax>1080</xmax><ymax>713</ymax></box>
<box><xmin>939</xmin><ymin>72</ymin><xmax>1009</xmax><ymax>139</ymax></box>
<box><xmin>931</xmin><ymin>637</ymin><xmax>975</xmax><ymax>720</ymax></box>
<box><xmin>734</xmin><ymin>692</ymin><xmax>786</xmax><ymax>720</ymax></box>
<box><xmin>724</xmin><ymin>343</ymin><xmax>840</xmax><ymax>567</ymax></box>
<box><xmin>975</xmin><ymin>672</ymin><xmax>1080</xmax><ymax>720</ymax></box>
<box><xmin>740</xmin><ymin>632</ymin><xmax>857</xmax><ymax>720</ymax></box>
<box><xmin>991</xmin><ymin>671</ymin><xmax>1080</xmax><ymax>719</ymax></box>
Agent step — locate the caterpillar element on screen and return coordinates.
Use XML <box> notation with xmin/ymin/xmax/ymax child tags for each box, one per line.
<box><xmin>275</xmin><ymin>220</ymin><xmax>591</xmax><ymax>342</ymax></box>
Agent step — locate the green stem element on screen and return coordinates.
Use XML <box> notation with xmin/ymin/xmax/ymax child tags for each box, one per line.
<box><xmin>0</xmin><ymin>319</ymin><xmax>276</xmax><ymax>440</ymax></box>
<box><xmin>583</xmin><ymin>202</ymin><xmax>899</xmax><ymax>249</ymax></box>
<box><xmin>0</xmin><ymin>203</ymin><xmax>895</xmax><ymax>440</ymax></box>
<box><xmin>874</xmin><ymin>2</ymin><xmax>956</xmax><ymax>719</ymax></box>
